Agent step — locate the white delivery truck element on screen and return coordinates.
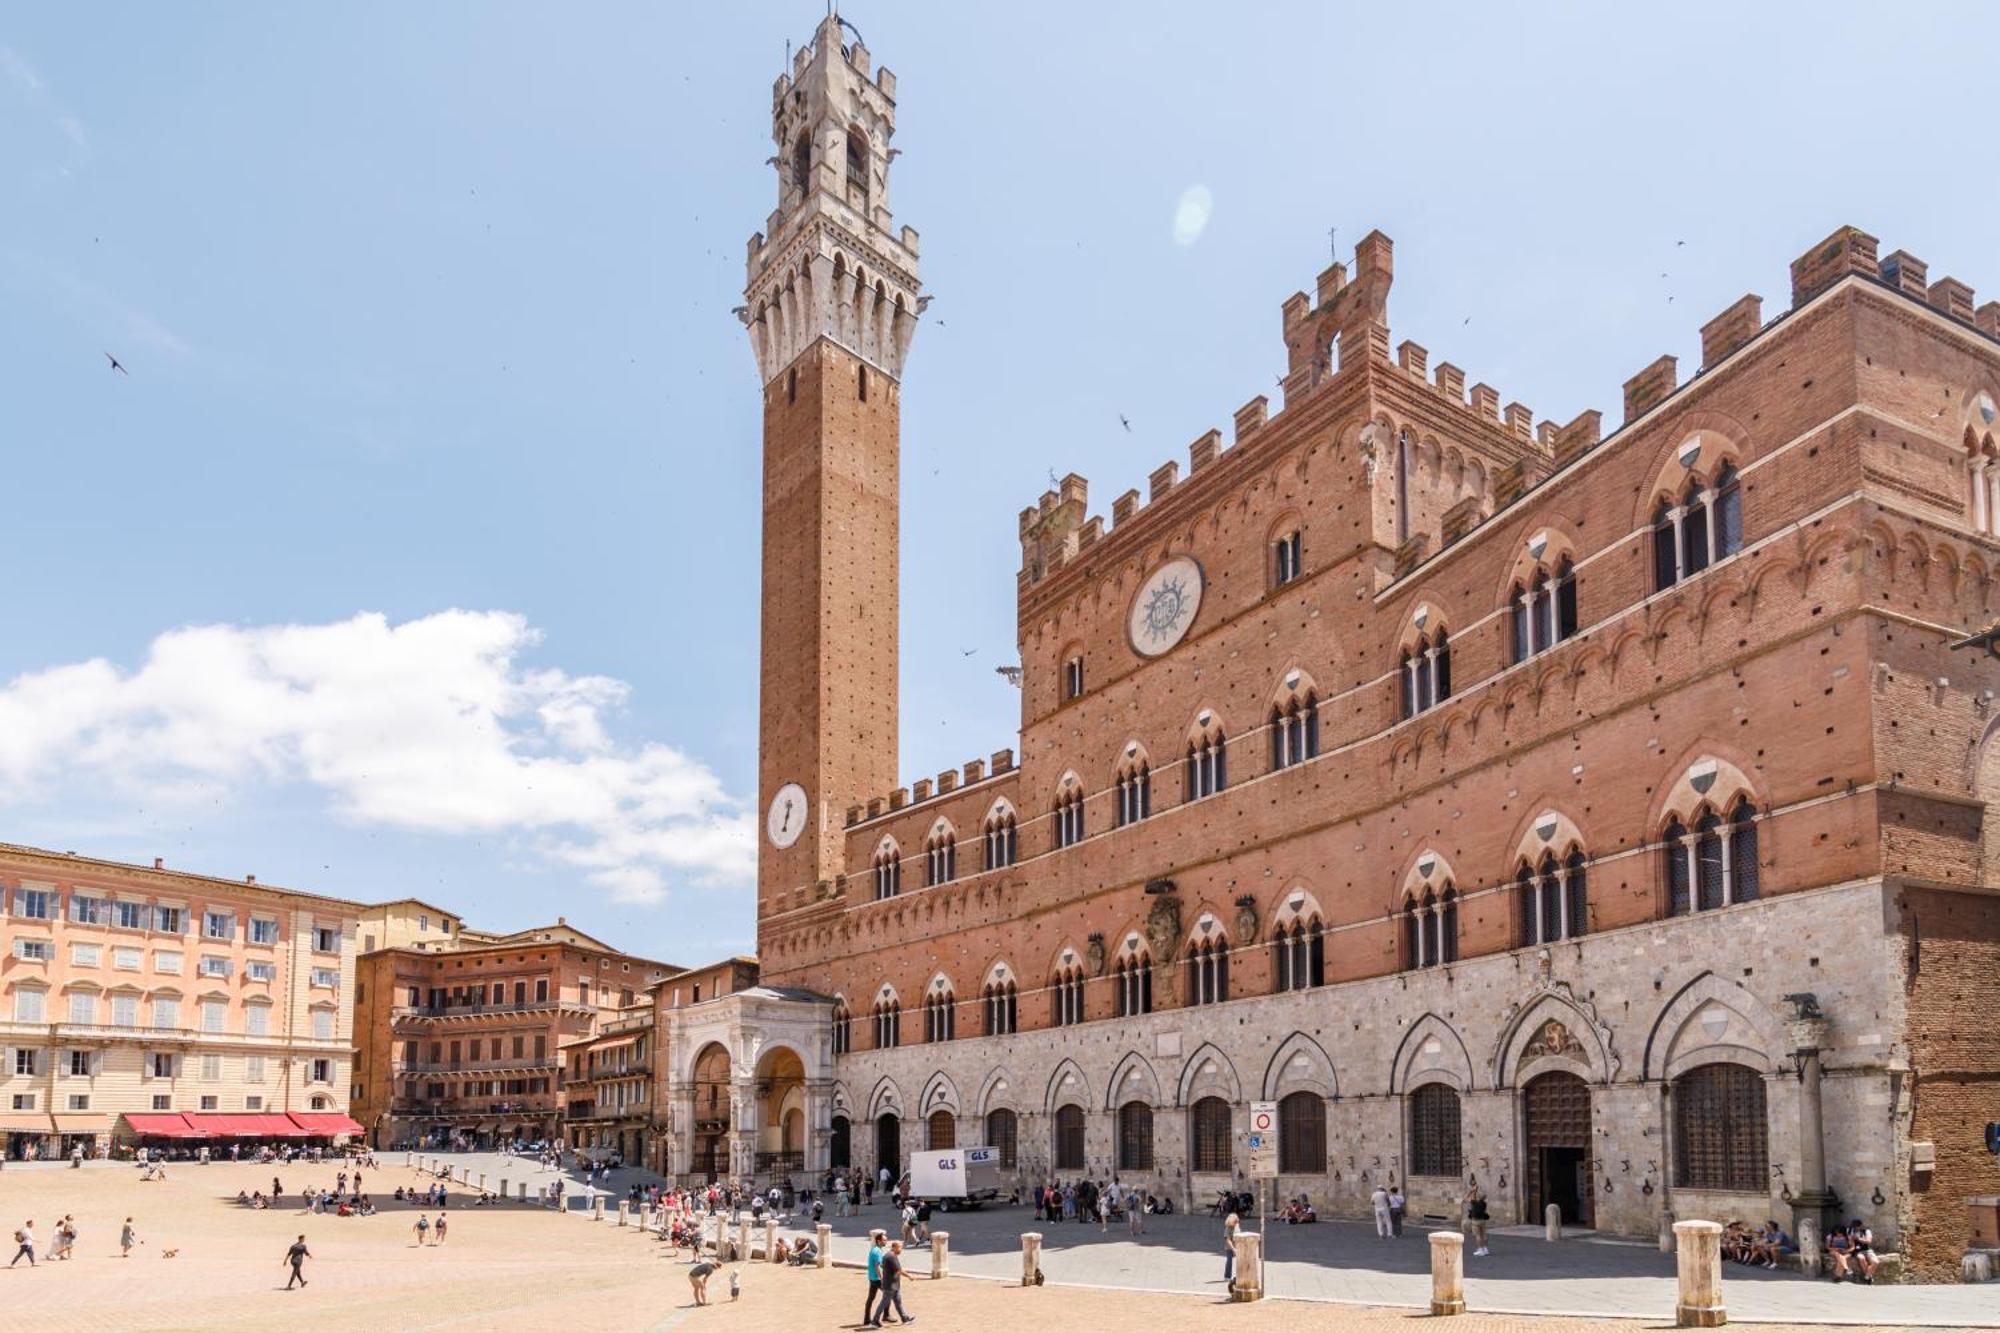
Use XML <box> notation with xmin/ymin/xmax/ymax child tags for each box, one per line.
<box><xmin>908</xmin><ymin>1144</ymin><xmax>1003</xmax><ymax>1209</ymax></box>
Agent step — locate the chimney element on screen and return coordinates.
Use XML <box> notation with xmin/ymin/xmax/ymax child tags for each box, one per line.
<box><xmin>153</xmin><ymin>857</ymin><xmax>164</xmax><ymax>870</ymax></box>
<box><xmin>245</xmin><ymin>874</ymin><xmax>256</xmax><ymax>884</ymax></box>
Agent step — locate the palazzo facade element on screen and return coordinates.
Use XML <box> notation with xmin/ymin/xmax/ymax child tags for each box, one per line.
<box><xmin>680</xmin><ymin>16</ymin><xmax>2000</xmax><ymax>1281</ymax></box>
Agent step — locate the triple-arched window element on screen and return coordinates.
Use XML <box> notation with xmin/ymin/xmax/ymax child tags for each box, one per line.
<box><xmin>1399</xmin><ymin>629</ymin><xmax>1452</xmax><ymax>719</ymax></box>
<box><xmin>983</xmin><ymin>807</ymin><xmax>1018</xmax><ymax>870</ymax></box>
<box><xmin>1517</xmin><ymin>848</ymin><xmax>1589</xmax><ymax>946</ymax></box>
<box><xmin>790</xmin><ymin>129</ymin><xmax>812</xmax><ymax>194</ymax></box>
<box><xmin>830</xmin><ymin>1001</ymin><xmax>851</xmax><ymax>1056</ymax></box>
<box><xmin>1652</xmin><ymin>463</ymin><xmax>1743</xmax><ymax>590</ymax></box>
<box><xmin>983</xmin><ymin>980</ymin><xmax>1018</xmax><ymax>1036</ymax></box>
<box><xmin>1186</xmin><ymin>721</ymin><xmax>1228</xmax><ymax>801</ymax></box>
<box><xmin>1051</xmin><ymin>964</ymin><xmax>1086</xmax><ymax>1027</ymax></box>
<box><xmin>1271</xmin><ymin>693</ymin><xmax>1319</xmax><ymax>770</ymax></box>
<box><xmin>1663</xmin><ymin>798</ymin><xmax>1760</xmax><ymax>915</ymax></box>
<box><xmin>845</xmin><ymin>127</ymin><xmax>869</xmax><ymax>206</ymax></box>
<box><xmin>1273</xmin><ymin>915</ymin><xmax>1324</xmax><ymax>991</ymax></box>
<box><xmin>1116</xmin><ymin>759</ymin><xmax>1152</xmax><ymax>827</ymax></box>
<box><xmin>872</xmin><ymin>998</ymin><xmax>900</xmax><ymax>1049</ymax></box>
<box><xmin>1054</xmin><ymin>785</ymin><xmax>1085</xmax><ymax>848</ymax></box>
<box><xmin>925</xmin><ymin>828</ymin><xmax>956</xmax><ymax>887</ymax></box>
<box><xmin>1186</xmin><ymin>937</ymin><xmax>1229</xmax><ymax>1005</ymax></box>
<box><xmin>1402</xmin><ymin>888</ymin><xmax>1458</xmax><ymax>969</ymax></box>
<box><xmin>1113</xmin><ymin>952</ymin><xmax>1153</xmax><ymax>1017</ymax></box>
<box><xmin>1510</xmin><ymin>558</ymin><xmax>1579</xmax><ymax>663</ymax></box>
<box><xmin>872</xmin><ymin>842</ymin><xmax>901</xmax><ymax>901</ymax></box>
<box><xmin>924</xmin><ymin>988</ymin><xmax>955</xmax><ymax>1043</ymax></box>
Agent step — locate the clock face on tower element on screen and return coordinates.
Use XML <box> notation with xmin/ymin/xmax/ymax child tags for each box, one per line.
<box><xmin>766</xmin><ymin>782</ymin><xmax>808</xmax><ymax>850</ymax></box>
<box><xmin>1128</xmin><ymin>556</ymin><xmax>1204</xmax><ymax>657</ymax></box>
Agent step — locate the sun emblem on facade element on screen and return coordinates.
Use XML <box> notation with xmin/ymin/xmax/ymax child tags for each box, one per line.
<box><xmin>1128</xmin><ymin>556</ymin><xmax>1204</xmax><ymax>657</ymax></box>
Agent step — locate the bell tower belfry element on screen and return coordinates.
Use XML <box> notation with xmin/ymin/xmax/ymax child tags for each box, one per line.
<box><xmin>743</xmin><ymin>14</ymin><xmax>922</xmax><ymax>917</ymax></box>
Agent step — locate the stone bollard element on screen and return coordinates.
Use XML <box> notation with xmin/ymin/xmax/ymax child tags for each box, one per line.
<box><xmin>1229</xmin><ymin>1231</ymin><xmax>1264</xmax><ymax>1302</ymax></box>
<box><xmin>1545</xmin><ymin>1203</ymin><xmax>1563</xmax><ymax>1242</ymax></box>
<box><xmin>765</xmin><ymin>1217</ymin><xmax>779</xmax><ymax>1261</ymax></box>
<box><xmin>1963</xmin><ymin>1251</ymin><xmax>1994</xmax><ymax>1283</ymax></box>
<box><xmin>618</xmin><ymin>1201</ymin><xmax>629</xmax><ymax>1227</ymax></box>
<box><xmin>1429</xmin><ymin>1230</ymin><xmax>1466</xmax><ymax>1315</ymax></box>
<box><xmin>1796</xmin><ymin>1215</ymin><xmax>1822</xmax><ymax>1279</ymax></box>
<box><xmin>1021</xmin><ymin>1232</ymin><xmax>1043</xmax><ymax>1287</ymax></box>
<box><xmin>1660</xmin><ymin>1211</ymin><xmax>1677</xmax><ymax>1253</ymax></box>
<box><xmin>737</xmin><ymin>1217</ymin><xmax>752</xmax><ymax>1260</ymax></box>
<box><xmin>404</xmin><ymin>1152</ymin><xmax>412</xmax><ymax>1169</ymax></box>
<box><xmin>1673</xmin><ymin>1220</ymin><xmax>1726</xmax><ymax>1328</ymax></box>
<box><xmin>500</xmin><ymin>1177</ymin><xmax>509</xmax><ymax>1199</ymax></box>
<box><xmin>592</xmin><ymin>1195</ymin><xmax>606</xmax><ymax>1221</ymax></box>
<box><xmin>931</xmin><ymin>1230</ymin><xmax>949</xmax><ymax>1279</ymax></box>
<box><xmin>478</xmin><ymin>1172</ymin><xmax>486</xmax><ymax>1191</ymax></box>
<box><xmin>709</xmin><ymin>1214</ymin><xmax>726</xmax><ymax>1254</ymax></box>
<box><xmin>816</xmin><ymin>1222</ymin><xmax>832</xmax><ymax>1269</ymax></box>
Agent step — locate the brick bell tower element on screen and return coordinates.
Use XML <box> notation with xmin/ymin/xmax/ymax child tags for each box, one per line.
<box><xmin>742</xmin><ymin>14</ymin><xmax>922</xmax><ymax>918</ymax></box>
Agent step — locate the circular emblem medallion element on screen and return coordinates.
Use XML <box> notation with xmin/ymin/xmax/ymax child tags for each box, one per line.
<box><xmin>766</xmin><ymin>782</ymin><xmax>808</xmax><ymax>849</ymax></box>
<box><xmin>1128</xmin><ymin>556</ymin><xmax>1203</xmax><ymax>657</ymax></box>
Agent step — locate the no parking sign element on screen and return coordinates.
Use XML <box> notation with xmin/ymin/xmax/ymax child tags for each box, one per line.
<box><xmin>1247</xmin><ymin>1101</ymin><xmax>1278</xmax><ymax>1179</ymax></box>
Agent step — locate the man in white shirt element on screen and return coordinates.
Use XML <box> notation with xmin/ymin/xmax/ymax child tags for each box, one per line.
<box><xmin>9</xmin><ymin>1221</ymin><xmax>34</xmax><ymax>1267</ymax></box>
<box><xmin>1370</xmin><ymin>1185</ymin><xmax>1392</xmax><ymax>1238</ymax></box>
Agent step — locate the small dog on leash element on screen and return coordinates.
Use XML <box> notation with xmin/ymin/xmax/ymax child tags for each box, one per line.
<box><xmin>161</xmin><ymin>1248</ymin><xmax>179</xmax><ymax>1259</ymax></box>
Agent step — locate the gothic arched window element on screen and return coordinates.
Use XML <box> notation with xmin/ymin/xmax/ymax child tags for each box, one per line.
<box><xmin>1054</xmin><ymin>784</ymin><xmax>1085</xmax><ymax>848</ymax></box>
<box><xmin>982</xmin><ymin>979</ymin><xmax>1018</xmax><ymax>1036</ymax></box>
<box><xmin>983</xmin><ymin>807</ymin><xmax>1018</xmax><ymax>870</ymax></box>
<box><xmin>1116</xmin><ymin>758</ymin><xmax>1152</xmax><ymax>827</ymax></box>
<box><xmin>1185</xmin><ymin>937</ymin><xmax>1228</xmax><ymax>1006</ymax></box>
<box><xmin>1113</xmin><ymin>952</ymin><xmax>1153</xmax><ymax>1017</ymax></box>
<box><xmin>872</xmin><ymin>842</ymin><xmax>901</xmax><ymax>901</ymax></box>
<box><xmin>1654</xmin><ymin>460</ymin><xmax>1746</xmax><ymax>590</ymax></box>
<box><xmin>1400</xmin><ymin>628</ymin><xmax>1452</xmax><ymax>719</ymax></box>
<box><xmin>1273</xmin><ymin>916</ymin><xmax>1324</xmax><ymax>992</ymax></box>
<box><xmin>791</xmin><ymin>129</ymin><xmax>812</xmax><ymax>194</ymax></box>
<box><xmin>1271</xmin><ymin>693</ymin><xmax>1320</xmax><ymax>770</ymax></box>
<box><xmin>1051</xmin><ymin>965</ymin><xmax>1086</xmax><ymax>1027</ymax></box>
<box><xmin>925</xmin><ymin>828</ymin><xmax>956</xmax><ymax>887</ymax></box>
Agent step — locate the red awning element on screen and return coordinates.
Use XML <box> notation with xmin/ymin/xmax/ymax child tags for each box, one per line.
<box><xmin>121</xmin><ymin>1113</ymin><xmax>200</xmax><ymax>1138</ymax></box>
<box><xmin>182</xmin><ymin>1114</ymin><xmax>271</xmax><ymax>1138</ymax></box>
<box><xmin>287</xmin><ymin>1112</ymin><xmax>365</xmax><ymax>1138</ymax></box>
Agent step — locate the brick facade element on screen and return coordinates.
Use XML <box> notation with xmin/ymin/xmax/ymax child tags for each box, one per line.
<box><xmin>729</xmin><ymin>19</ymin><xmax>2000</xmax><ymax>1281</ymax></box>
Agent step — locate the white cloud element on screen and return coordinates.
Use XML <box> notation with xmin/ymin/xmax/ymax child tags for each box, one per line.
<box><xmin>0</xmin><ymin>610</ymin><xmax>754</xmax><ymax>905</ymax></box>
<box><xmin>1172</xmin><ymin>185</ymin><xmax>1213</xmax><ymax>246</ymax></box>
<box><xmin>0</xmin><ymin>45</ymin><xmax>87</xmax><ymax>152</ymax></box>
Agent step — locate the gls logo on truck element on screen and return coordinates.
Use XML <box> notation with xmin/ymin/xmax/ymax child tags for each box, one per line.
<box><xmin>931</xmin><ymin>1156</ymin><xmax>960</xmax><ymax>1170</ymax></box>
<box><xmin>965</xmin><ymin>1148</ymin><xmax>998</xmax><ymax>1165</ymax></box>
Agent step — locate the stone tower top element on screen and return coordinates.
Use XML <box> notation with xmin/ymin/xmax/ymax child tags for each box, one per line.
<box><xmin>740</xmin><ymin>13</ymin><xmax>924</xmax><ymax>385</ymax></box>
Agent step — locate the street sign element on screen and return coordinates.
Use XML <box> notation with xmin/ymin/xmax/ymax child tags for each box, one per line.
<box><xmin>1247</xmin><ymin>1100</ymin><xmax>1278</xmax><ymax>1179</ymax></box>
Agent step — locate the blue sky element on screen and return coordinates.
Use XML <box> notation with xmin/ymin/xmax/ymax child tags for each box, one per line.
<box><xmin>2</xmin><ymin>2</ymin><xmax>1995</xmax><ymax>965</ymax></box>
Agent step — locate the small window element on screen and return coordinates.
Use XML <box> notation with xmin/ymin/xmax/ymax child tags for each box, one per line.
<box><xmin>1115</xmin><ymin>763</ymin><xmax>1152</xmax><ymax>827</ymax></box>
<box><xmin>1054</xmin><ymin>787</ymin><xmax>1085</xmax><ymax>848</ymax></box>
<box><xmin>1400</xmin><ymin>630</ymin><xmax>1452</xmax><ymax>719</ymax></box>
<box><xmin>983</xmin><ymin>810</ymin><xmax>1018</xmax><ymax>870</ymax></box>
<box><xmin>786</xmin><ymin>367</ymin><xmax>798</xmax><ymax>404</ymax></box>
<box><xmin>1273</xmin><ymin>529</ymin><xmax>1303</xmax><ymax>586</ymax></box>
<box><xmin>1051</xmin><ymin>967</ymin><xmax>1086</xmax><ymax>1026</ymax></box>
<box><xmin>858</xmin><ymin>365</ymin><xmax>868</xmax><ymax>402</ymax></box>
<box><xmin>14</xmin><ymin>938</ymin><xmax>51</xmax><ymax>962</ymax></box>
<box><xmin>1063</xmin><ymin>655</ymin><xmax>1084</xmax><ymax>701</ymax></box>
<box><xmin>1185</xmin><ymin>938</ymin><xmax>1228</xmax><ymax>1005</ymax></box>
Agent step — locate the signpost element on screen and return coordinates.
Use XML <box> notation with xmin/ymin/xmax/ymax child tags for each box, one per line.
<box><xmin>1247</xmin><ymin>1100</ymin><xmax>1278</xmax><ymax>1267</ymax></box>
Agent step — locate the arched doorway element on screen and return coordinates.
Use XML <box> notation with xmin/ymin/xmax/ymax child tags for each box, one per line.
<box><xmin>755</xmin><ymin>1046</ymin><xmax>806</xmax><ymax>1178</ymax></box>
<box><xmin>1524</xmin><ymin>1070</ymin><xmax>1593</xmax><ymax>1227</ymax></box>
<box><xmin>876</xmin><ymin>1112</ymin><xmax>901</xmax><ymax>1178</ymax></box>
<box><xmin>690</xmin><ymin>1042</ymin><xmax>732</xmax><ymax>1181</ymax></box>
<box><xmin>830</xmin><ymin>1115</ymin><xmax>851</xmax><ymax>1170</ymax></box>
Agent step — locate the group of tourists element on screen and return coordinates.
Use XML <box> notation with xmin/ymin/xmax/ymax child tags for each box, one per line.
<box><xmin>1031</xmin><ymin>1178</ymin><xmax>1167</xmax><ymax>1230</ymax></box>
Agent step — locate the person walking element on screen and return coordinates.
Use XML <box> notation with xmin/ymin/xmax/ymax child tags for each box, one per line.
<box><xmin>1388</xmin><ymin>1182</ymin><xmax>1406</xmax><ymax>1237</ymax></box>
<box><xmin>54</xmin><ymin>1216</ymin><xmax>76</xmax><ymax>1261</ymax></box>
<box><xmin>413</xmin><ymin>1213</ymin><xmax>431</xmax><ymax>1246</ymax></box>
<box><xmin>1370</xmin><ymin>1184</ymin><xmax>1392</xmax><ymax>1238</ymax></box>
<box><xmin>879</xmin><ymin>1239</ymin><xmax>914</xmax><ymax>1324</ymax></box>
<box><xmin>1128</xmin><ymin>1187</ymin><xmax>1145</xmax><ymax>1236</ymax></box>
<box><xmin>1097</xmin><ymin>1186</ymin><xmax>1110</xmax><ymax>1231</ymax></box>
<box><xmin>862</xmin><ymin>1229</ymin><xmax>888</xmax><ymax>1327</ymax></box>
<box><xmin>120</xmin><ymin>1218</ymin><xmax>138</xmax><ymax>1258</ymax></box>
<box><xmin>9</xmin><ymin>1221</ymin><xmax>34</xmax><ymax>1268</ymax></box>
<box><xmin>1464</xmin><ymin>1185</ymin><xmax>1490</xmax><ymax>1257</ymax></box>
<box><xmin>282</xmin><ymin>1235</ymin><xmax>311</xmax><ymax>1289</ymax></box>
<box><xmin>1222</xmin><ymin>1211</ymin><xmax>1240</xmax><ymax>1286</ymax></box>
<box><xmin>434</xmin><ymin>1214</ymin><xmax>448</xmax><ymax>1245</ymax></box>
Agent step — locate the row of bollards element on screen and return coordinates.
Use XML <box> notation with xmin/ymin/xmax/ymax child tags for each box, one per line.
<box><xmin>1014</xmin><ymin>1219</ymin><xmax>1727</xmax><ymax>1325</ymax></box>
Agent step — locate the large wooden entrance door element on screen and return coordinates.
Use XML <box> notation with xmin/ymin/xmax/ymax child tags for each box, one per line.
<box><xmin>1524</xmin><ymin>1071</ymin><xmax>1593</xmax><ymax>1227</ymax></box>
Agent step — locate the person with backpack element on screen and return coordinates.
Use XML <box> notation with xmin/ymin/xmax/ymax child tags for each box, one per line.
<box><xmin>413</xmin><ymin>1213</ymin><xmax>431</xmax><ymax>1246</ymax></box>
<box><xmin>10</xmin><ymin>1220</ymin><xmax>34</xmax><ymax>1268</ymax></box>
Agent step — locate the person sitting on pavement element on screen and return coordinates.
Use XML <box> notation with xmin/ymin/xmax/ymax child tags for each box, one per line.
<box><xmin>1847</xmin><ymin>1220</ymin><xmax>1879</xmax><ymax>1284</ymax></box>
<box><xmin>1825</xmin><ymin>1225</ymin><xmax>1854</xmax><ymax>1281</ymax></box>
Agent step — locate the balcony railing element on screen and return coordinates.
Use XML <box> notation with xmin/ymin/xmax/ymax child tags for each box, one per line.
<box><xmin>391</xmin><ymin>1057</ymin><xmax>556</xmax><ymax>1076</ymax></box>
<box><xmin>391</xmin><ymin>1000</ymin><xmax>571</xmax><ymax>1021</ymax></box>
<box><xmin>389</xmin><ymin>1099</ymin><xmax>555</xmax><ymax>1118</ymax></box>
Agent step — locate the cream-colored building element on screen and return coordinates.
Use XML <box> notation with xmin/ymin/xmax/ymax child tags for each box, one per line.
<box><xmin>0</xmin><ymin>844</ymin><xmax>363</xmax><ymax>1157</ymax></box>
<box><xmin>357</xmin><ymin>898</ymin><xmax>467</xmax><ymax>954</ymax></box>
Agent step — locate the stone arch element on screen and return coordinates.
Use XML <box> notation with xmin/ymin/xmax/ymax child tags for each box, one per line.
<box><xmin>1508</xmin><ymin>806</ymin><xmax>1590</xmax><ymax>866</ymax></box>
<box><xmin>1268</xmin><ymin>883</ymin><xmax>1326</xmax><ymax>931</ymax></box>
<box><xmin>1105</xmin><ymin>1050</ymin><xmax>1163</xmax><ymax>1110</ymax></box>
<box><xmin>1396</xmin><ymin>598</ymin><xmax>1453</xmax><ymax>654</ymax></box>
<box><xmin>1262</xmin><ymin>1031</ymin><xmax>1338</xmax><ymax>1100</ymax></box>
<box><xmin>1175</xmin><ymin>1041</ymin><xmax>1243</xmax><ymax>1108</ymax></box>
<box><xmin>1492</xmin><ymin>990</ymin><xmax>1614</xmax><ymax>1089</ymax></box>
<box><xmin>975</xmin><ymin>1065</ymin><xmax>1018</xmax><ymax>1118</ymax></box>
<box><xmin>679</xmin><ymin>1037</ymin><xmax>736</xmax><ymax>1085</ymax></box>
<box><xmin>1651</xmin><ymin>747</ymin><xmax>1763</xmax><ymax>828</ymax></box>
<box><xmin>866</xmin><ymin>1075</ymin><xmax>904</xmax><ymax>1122</ymax></box>
<box><xmin>1389</xmin><ymin>1012</ymin><xmax>1476</xmax><ymax>1094</ymax></box>
<box><xmin>829</xmin><ymin>1080</ymin><xmax>855</xmax><ymax>1120</ymax></box>
<box><xmin>1643</xmin><ymin>970</ymin><xmax>1787</xmax><ymax>1082</ymax></box>
<box><xmin>918</xmin><ymin>1070</ymin><xmax>962</xmax><ymax>1118</ymax></box>
<box><xmin>1269</xmin><ymin>664</ymin><xmax>1320</xmax><ymax>710</ymax></box>
<box><xmin>1494</xmin><ymin>520</ymin><xmax>1584</xmax><ymax>609</ymax></box>
<box><xmin>1635</xmin><ymin>412</ymin><xmax>1753</xmax><ymax>526</ymax></box>
<box><xmin>1044</xmin><ymin>1057</ymin><xmax>1091</xmax><ymax>1113</ymax></box>
<box><xmin>1398</xmin><ymin>846</ymin><xmax>1458</xmax><ymax>899</ymax></box>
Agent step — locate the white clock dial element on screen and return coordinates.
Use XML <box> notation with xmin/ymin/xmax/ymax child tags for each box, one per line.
<box><xmin>1128</xmin><ymin>556</ymin><xmax>1204</xmax><ymax>657</ymax></box>
<box><xmin>766</xmin><ymin>782</ymin><xmax>808</xmax><ymax>850</ymax></box>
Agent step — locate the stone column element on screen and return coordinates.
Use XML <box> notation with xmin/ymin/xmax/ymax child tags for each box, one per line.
<box><xmin>1673</xmin><ymin>1220</ymin><xmax>1726</xmax><ymax>1327</ymax></box>
<box><xmin>1545</xmin><ymin>1203</ymin><xmax>1563</xmax><ymax>1241</ymax></box>
<box><xmin>1429</xmin><ymin>1230</ymin><xmax>1466</xmax><ymax>1315</ymax></box>
<box><xmin>931</xmin><ymin>1230</ymin><xmax>949</xmax><ymax>1279</ymax></box>
<box><xmin>764</xmin><ymin>1217</ymin><xmax>779</xmax><ymax>1261</ymax></box>
<box><xmin>816</xmin><ymin>1222</ymin><xmax>832</xmax><ymax>1269</ymax></box>
<box><xmin>617</xmin><ymin>1201</ymin><xmax>628</xmax><ymax>1226</ymax></box>
<box><xmin>1229</xmin><ymin>1232</ymin><xmax>1264</xmax><ymax>1302</ymax></box>
<box><xmin>1021</xmin><ymin>1232</ymin><xmax>1043</xmax><ymax>1286</ymax></box>
<box><xmin>1659</xmin><ymin>1210</ymin><xmax>1676</xmax><ymax>1252</ymax></box>
<box><xmin>736</xmin><ymin>1216</ymin><xmax>752</xmax><ymax>1260</ymax></box>
<box><xmin>592</xmin><ymin>1195</ymin><xmax>605</xmax><ymax>1221</ymax></box>
<box><xmin>1785</xmin><ymin>1008</ymin><xmax>1838</xmax><ymax>1266</ymax></box>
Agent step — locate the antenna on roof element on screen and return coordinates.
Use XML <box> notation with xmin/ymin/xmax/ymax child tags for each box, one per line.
<box><xmin>1329</xmin><ymin>226</ymin><xmax>1338</xmax><ymax>264</ymax></box>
